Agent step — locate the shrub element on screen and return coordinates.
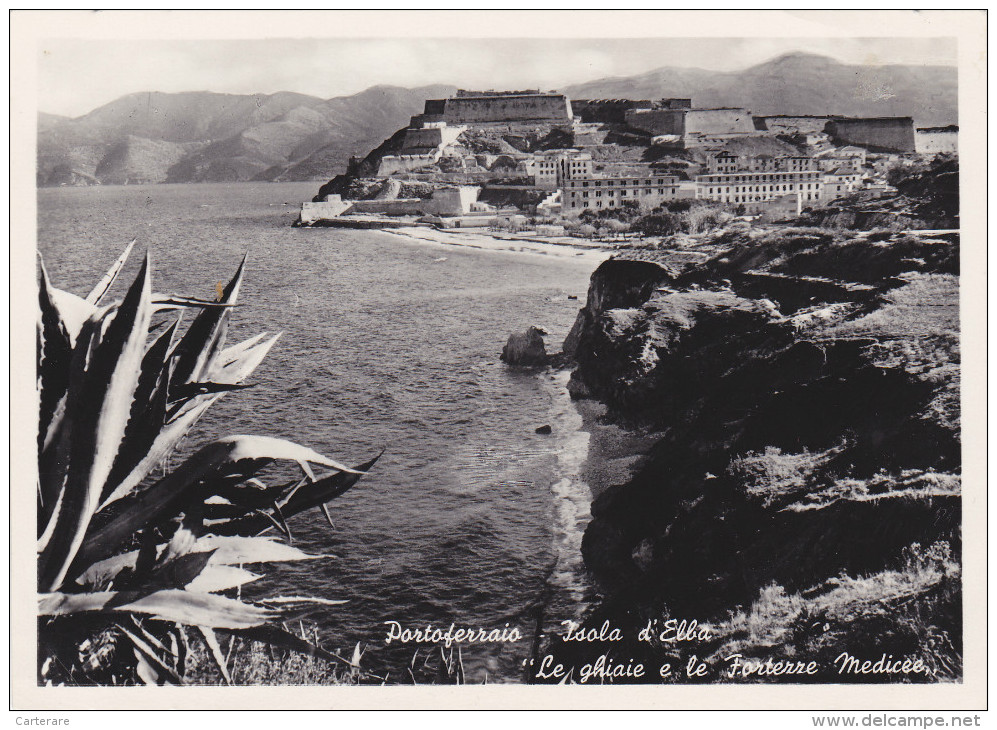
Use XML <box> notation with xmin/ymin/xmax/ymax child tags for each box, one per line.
<box><xmin>37</xmin><ymin>243</ymin><xmax>379</xmax><ymax>685</ymax></box>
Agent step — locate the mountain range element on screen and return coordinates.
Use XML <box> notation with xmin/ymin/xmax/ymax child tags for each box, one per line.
<box><xmin>37</xmin><ymin>53</ymin><xmax>957</xmax><ymax>187</ymax></box>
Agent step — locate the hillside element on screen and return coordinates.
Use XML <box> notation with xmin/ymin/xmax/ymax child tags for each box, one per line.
<box><xmin>37</xmin><ymin>85</ymin><xmax>456</xmax><ymax>186</ymax></box>
<box><xmin>566</xmin><ymin>52</ymin><xmax>957</xmax><ymax>127</ymax></box>
<box><xmin>37</xmin><ymin>52</ymin><xmax>958</xmax><ymax>187</ymax></box>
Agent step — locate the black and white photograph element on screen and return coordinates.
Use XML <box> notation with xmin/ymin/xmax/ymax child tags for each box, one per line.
<box><xmin>10</xmin><ymin>9</ymin><xmax>987</xmax><ymax>714</ymax></box>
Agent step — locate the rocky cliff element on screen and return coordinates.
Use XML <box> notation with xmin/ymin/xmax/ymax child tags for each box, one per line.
<box><xmin>549</xmin><ymin>224</ymin><xmax>961</xmax><ymax>682</ymax></box>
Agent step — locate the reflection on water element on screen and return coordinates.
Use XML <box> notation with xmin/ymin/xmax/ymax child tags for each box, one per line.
<box><xmin>37</xmin><ymin>181</ymin><xmax>601</xmax><ymax>682</ymax></box>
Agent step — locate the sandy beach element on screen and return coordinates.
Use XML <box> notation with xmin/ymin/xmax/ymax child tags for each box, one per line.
<box><xmin>378</xmin><ymin>225</ymin><xmax>615</xmax><ymax>266</ymax></box>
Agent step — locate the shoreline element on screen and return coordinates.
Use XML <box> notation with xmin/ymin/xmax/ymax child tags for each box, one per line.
<box><xmin>374</xmin><ymin>225</ymin><xmax>614</xmax><ymax>265</ymax></box>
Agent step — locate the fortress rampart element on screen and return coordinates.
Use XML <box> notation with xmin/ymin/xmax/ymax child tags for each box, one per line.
<box><xmin>755</xmin><ymin>116</ymin><xmax>837</xmax><ymax>134</ymax></box>
<box><xmin>423</xmin><ymin>93</ymin><xmax>573</xmax><ymax>124</ymax></box>
<box><xmin>625</xmin><ymin>108</ymin><xmax>755</xmax><ymax>136</ymax></box>
<box><xmin>573</xmin><ymin>99</ymin><xmax>652</xmax><ymax>124</ymax></box>
<box><xmin>915</xmin><ymin>126</ymin><xmax>958</xmax><ymax>155</ymax></box>
<box><xmin>824</xmin><ymin>117</ymin><xmax>916</xmax><ymax>153</ymax></box>
<box><xmin>400</xmin><ymin>125</ymin><xmax>464</xmax><ymax>153</ymax></box>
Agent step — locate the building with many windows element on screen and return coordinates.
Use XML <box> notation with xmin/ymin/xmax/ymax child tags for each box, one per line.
<box><xmin>695</xmin><ymin>170</ymin><xmax>824</xmax><ymax>206</ymax></box>
<box><xmin>534</xmin><ymin>149</ymin><xmax>594</xmax><ymax>190</ymax></box>
<box><xmin>563</xmin><ymin>172</ymin><xmax>681</xmax><ymax>214</ymax></box>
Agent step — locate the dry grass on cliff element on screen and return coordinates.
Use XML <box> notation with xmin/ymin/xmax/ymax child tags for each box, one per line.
<box><xmin>706</xmin><ymin>540</ymin><xmax>962</xmax><ymax>682</ymax></box>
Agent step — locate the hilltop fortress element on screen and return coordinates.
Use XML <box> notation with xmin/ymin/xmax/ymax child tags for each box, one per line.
<box><xmin>422</xmin><ymin>89</ymin><xmax>574</xmax><ymax>125</ymax></box>
<box><xmin>301</xmin><ymin>88</ymin><xmax>955</xmax><ymax>227</ymax></box>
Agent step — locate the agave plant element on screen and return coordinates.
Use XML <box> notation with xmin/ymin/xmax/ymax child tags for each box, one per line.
<box><xmin>37</xmin><ymin>242</ymin><xmax>379</xmax><ymax>685</ymax></box>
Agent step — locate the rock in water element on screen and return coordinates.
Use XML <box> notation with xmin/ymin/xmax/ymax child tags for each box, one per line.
<box><xmin>501</xmin><ymin>326</ymin><xmax>549</xmax><ymax>366</ymax></box>
<box><xmin>535</xmin><ymin>424</ymin><xmax>552</xmax><ymax>435</ymax></box>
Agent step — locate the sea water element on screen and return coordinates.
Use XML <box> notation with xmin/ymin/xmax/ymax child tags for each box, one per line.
<box><xmin>36</xmin><ymin>182</ymin><xmax>603</xmax><ymax>683</ymax></box>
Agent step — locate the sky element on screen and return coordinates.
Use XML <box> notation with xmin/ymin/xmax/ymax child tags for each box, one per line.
<box><xmin>38</xmin><ymin>36</ymin><xmax>958</xmax><ymax>118</ymax></box>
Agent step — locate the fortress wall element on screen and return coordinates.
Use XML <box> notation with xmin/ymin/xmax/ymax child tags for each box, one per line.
<box><xmin>402</xmin><ymin>127</ymin><xmax>445</xmax><ymax>149</ymax></box>
<box><xmin>574</xmin><ymin>99</ymin><xmax>652</xmax><ymax>124</ymax></box>
<box><xmin>685</xmin><ymin>109</ymin><xmax>755</xmax><ymax>135</ymax></box>
<box><xmin>376</xmin><ymin>153</ymin><xmax>440</xmax><ymax>176</ymax></box>
<box><xmin>625</xmin><ymin>109</ymin><xmax>686</xmax><ymax>135</ymax></box>
<box><xmin>757</xmin><ymin>116</ymin><xmax>834</xmax><ymax>134</ymax></box>
<box><xmin>442</xmin><ymin>95</ymin><xmax>572</xmax><ymax>124</ymax></box>
<box><xmin>915</xmin><ymin>128</ymin><xmax>958</xmax><ymax>155</ymax></box>
<box><xmin>300</xmin><ymin>197</ymin><xmax>354</xmax><ymax>223</ymax></box>
<box><xmin>348</xmin><ymin>198</ymin><xmax>429</xmax><ymax>215</ymax></box>
<box><xmin>424</xmin><ymin>99</ymin><xmax>447</xmax><ymax>115</ymax></box>
<box><xmin>626</xmin><ymin>108</ymin><xmax>754</xmax><ymax>136</ymax></box>
<box><xmin>825</xmin><ymin>118</ymin><xmax>916</xmax><ymax>152</ymax></box>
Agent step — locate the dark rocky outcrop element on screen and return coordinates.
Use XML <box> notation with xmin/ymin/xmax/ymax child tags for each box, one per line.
<box><xmin>544</xmin><ymin>227</ymin><xmax>961</xmax><ymax>682</ymax></box>
<box><xmin>501</xmin><ymin>327</ymin><xmax>549</xmax><ymax>367</ymax></box>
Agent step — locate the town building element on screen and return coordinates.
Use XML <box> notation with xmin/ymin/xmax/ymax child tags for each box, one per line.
<box><xmin>821</xmin><ymin>168</ymin><xmax>863</xmax><ymax>202</ymax></box>
<box><xmin>816</xmin><ymin>146</ymin><xmax>867</xmax><ymax>172</ymax></box>
<box><xmin>534</xmin><ymin>149</ymin><xmax>594</xmax><ymax>190</ymax></box>
<box><xmin>695</xmin><ymin>170</ymin><xmax>824</xmax><ymax>206</ymax></box>
<box><xmin>704</xmin><ymin>151</ymin><xmax>818</xmax><ymax>174</ymax></box>
<box><xmin>563</xmin><ymin>172</ymin><xmax>681</xmax><ymax>214</ymax></box>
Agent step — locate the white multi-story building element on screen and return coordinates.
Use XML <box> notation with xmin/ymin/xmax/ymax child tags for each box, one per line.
<box><xmin>695</xmin><ymin>170</ymin><xmax>824</xmax><ymax>206</ymax></box>
<box><xmin>534</xmin><ymin>149</ymin><xmax>593</xmax><ymax>190</ymax></box>
<box><xmin>563</xmin><ymin>173</ymin><xmax>681</xmax><ymax>214</ymax></box>
<box><xmin>705</xmin><ymin>151</ymin><xmax>817</xmax><ymax>174</ymax></box>
<box><xmin>821</xmin><ymin>167</ymin><xmax>863</xmax><ymax>202</ymax></box>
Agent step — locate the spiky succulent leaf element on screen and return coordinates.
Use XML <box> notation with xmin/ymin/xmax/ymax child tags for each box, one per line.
<box><xmin>39</xmin><ymin>255</ymin><xmax>153</xmax><ymax>592</ymax></box>
<box><xmin>170</xmin><ymin>256</ymin><xmax>245</xmax><ymax>389</ymax></box>
<box><xmin>85</xmin><ymin>239</ymin><xmax>136</xmax><ymax>305</ymax></box>
<box><xmin>40</xmin><ymin>589</ymin><xmax>273</xmax><ymax>629</ymax></box>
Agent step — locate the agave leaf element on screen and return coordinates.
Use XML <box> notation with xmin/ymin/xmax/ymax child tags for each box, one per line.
<box><xmin>48</xmin><ymin>287</ymin><xmax>101</xmax><ymax>344</ymax></box>
<box><xmin>104</xmin><ymin>333</ymin><xmax>281</xmax><ymax>504</ymax></box>
<box><xmin>39</xmin><ymin>589</ymin><xmax>274</xmax><ymax>629</ymax></box>
<box><xmin>185</xmin><ymin>565</ymin><xmax>261</xmax><ymax>594</ymax></box>
<box><xmin>121</xmin><ymin>589</ymin><xmax>273</xmax><ymax>629</ymax></box>
<box><xmin>152</xmin><ymin>294</ymin><xmax>236</xmax><ymax>310</ymax></box>
<box><xmin>99</xmin><ymin>317</ymin><xmax>180</xmax><ymax>508</ymax></box>
<box><xmin>75</xmin><ymin>436</ymin><xmax>355</xmax><ymax>573</ymax></box>
<box><xmin>196</xmin><ymin>626</ymin><xmax>231</xmax><ymax>684</ymax></box>
<box><xmin>190</xmin><ymin>535</ymin><xmax>328</xmax><ymax>565</ymax></box>
<box><xmin>320</xmin><ymin>503</ymin><xmax>335</xmax><ymax>530</ymax></box>
<box><xmin>212</xmin><ymin>453</ymin><xmax>380</xmax><ymax>537</ymax></box>
<box><xmin>168</xmin><ymin>381</ymin><xmax>255</xmax><ymax>404</ymax></box>
<box><xmin>258</xmin><ymin>596</ymin><xmax>348</xmax><ymax>607</ymax></box>
<box><xmin>101</xmin><ymin>394</ymin><xmax>220</xmax><ymax>508</ymax></box>
<box><xmin>144</xmin><ymin>550</ymin><xmax>217</xmax><ymax>591</ymax></box>
<box><xmin>37</xmin><ymin>260</ymin><xmax>73</xmax><ymax>465</ymax></box>
<box><xmin>133</xmin><ymin>648</ymin><xmax>161</xmax><ymax>685</ymax></box>
<box><xmin>85</xmin><ymin>239</ymin><xmax>136</xmax><ymax>305</ymax></box>
<box><xmin>118</xmin><ymin>621</ymin><xmax>183</xmax><ymax>685</ymax></box>
<box><xmin>40</xmin><ymin>254</ymin><xmax>154</xmax><ymax>592</ymax></box>
<box><xmin>215</xmin><ymin>332</ymin><xmax>268</xmax><ymax>367</ymax></box>
<box><xmin>171</xmin><ymin>256</ymin><xmax>246</xmax><ymax>389</ymax></box>
<box><xmin>38</xmin><ymin>315</ymin><xmax>107</xmax><ymax>555</ymax></box>
<box><xmin>209</xmin><ymin>333</ymin><xmax>282</xmax><ymax>385</ymax></box>
<box><xmin>78</xmin><ymin>547</ymin><xmax>264</xmax><ymax>592</ymax></box>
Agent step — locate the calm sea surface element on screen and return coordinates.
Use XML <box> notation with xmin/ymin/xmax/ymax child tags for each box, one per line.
<box><xmin>37</xmin><ymin>182</ymin><xmax>603</xmax><ymax>683</ymax></box>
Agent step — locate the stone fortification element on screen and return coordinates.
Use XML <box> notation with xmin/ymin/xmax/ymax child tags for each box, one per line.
<box><xmin>572</xmin><ymin>99</ymin><xmax>652</xmax><ymax>124</ymax></box>
<box><xmin>824</xmin><ymin>117</ymin><xmax>916</xmax><ymax>153</ymax></box>
<box><xmin>626</xmin><ymin>107</ymin><xmax>755</xmax><ymax>137</ymax></box>
<box><xmin>755</xmin><ymin>115</ymin><xmax>837</xmax><ymax>134</ymax></box>
<box><xmin>915</xmin><ymin>126</ymin><xmax>958</xmax><ymax>155</ymax></box>
<box><xmin>400</xmin><ymin>124</ymin><xmax>465</xmax><ymax>153</ymax></box>
<box><xmin>423</xmin><ymin>91</ymin><xmax>573</xmax><ymax>125</ymax></box>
